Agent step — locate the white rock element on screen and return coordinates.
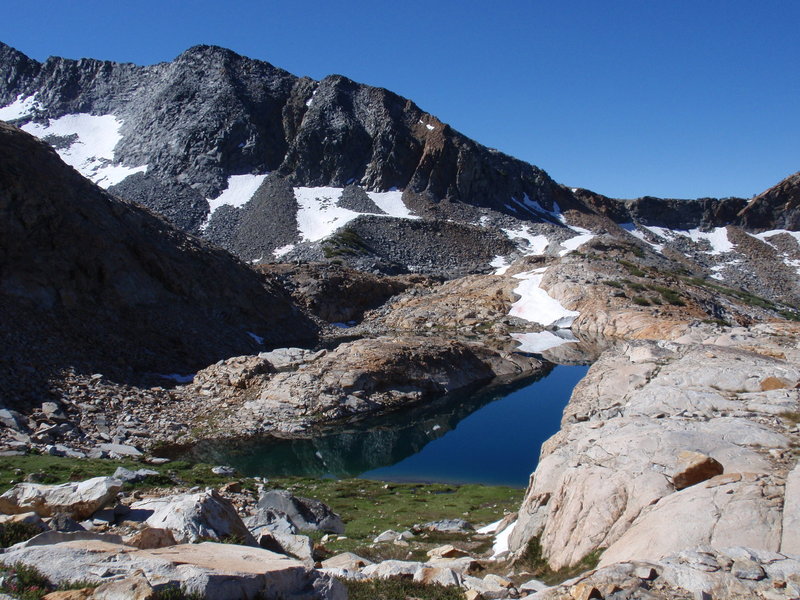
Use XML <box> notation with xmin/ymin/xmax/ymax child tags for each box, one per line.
<box><xmin>0</xmin><ymin>540</ymin><xmax>345</xmax><ymax>600</ymax></box>
<box><xmin>0</xmin><ymin>477</ymin><xmax>122</xmax><ymax>520</ymax></box>
<box><xmin>781</xmin><ymin>463</ymin><xmax>800</xmax><ymax>554</ymax></box>
<box><xmin>130</xmin><ymin>489</ymin><xmax>254</xmax><ymax>544</ymax></box>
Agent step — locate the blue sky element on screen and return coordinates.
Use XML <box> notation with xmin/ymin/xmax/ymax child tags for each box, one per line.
<box><xmin>2</xmin><ymin>0</ymin><xmax>798</xmax><ymax>199</ymax></box>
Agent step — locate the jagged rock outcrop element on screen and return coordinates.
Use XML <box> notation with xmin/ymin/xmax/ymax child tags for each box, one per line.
<box><xmin>180</xmin><ymin>336</ymin><xmax>546</xmax><ymax>436</ymax></box>
<box><xmin>258</xmin><ymin>262</ymin><xmax>426</xmax><ymax>323</ymax></box>
<box><xmin>0</xmin><ymin>122</ymin><xmax>316</xmax><ymax>410</ymax></box>
<box><xmin>738</xmin><ymin>171</ymin><xmax>800</xmax><ymax>231</ymax></box>
<box><xmin>0</xmin><ymin>42</ymin><xmax>565</xmax><ymax>234</ymax></box>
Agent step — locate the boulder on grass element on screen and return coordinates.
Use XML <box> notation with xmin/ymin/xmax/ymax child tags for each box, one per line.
<box><xmin>254</xmin><ymin>490</ymin><xmax>344</xmax><ymax>534</ymax></box>
<box><xmin>130</xmin><ymin>489</ymin><xmax>255</xmax><ymax>545</ymax></box>
<box><xmin>0</xmin><ymin>477</ymin><xmax>122</xmax><ymax>520</ymax></box>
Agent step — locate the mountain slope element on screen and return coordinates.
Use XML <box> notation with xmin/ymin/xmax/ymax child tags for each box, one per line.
<box><xmin>1</xmin><ymin>42</ymin><xmax>798</xmax><ymax>300</ymax></box>
<box><xmin>0</xmin><ymin>121</ymin><xmax>316</xmax><ymax>409</ymax></box>
<box><xmin>0</xmin><ymin>43</ymin><xmax>566</xmax><ymax>231</ymax></box>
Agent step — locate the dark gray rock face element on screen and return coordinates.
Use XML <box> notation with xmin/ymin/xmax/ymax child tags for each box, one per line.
<box><xmin>572</xmin><ymin>187</ymin><xmax>749</xmax><ymax>230</ymax></box>
<box><xmin>0</xmin><ymin>42</ymin><xmax>564</xmax><ymax>263</ymax></box>
<box><xmin>0</xmin><ymin>122</ymin><xmax>316</xmax><ymax>409</ymax></box>
<box><xmin>2</xmin><ymin>40</ymin><xmax>797</xmax><ymax>278</ymax></box>
<box><xmin>204</xmin><ymin>175</ymin><xmax>299</xmax><ymax>261</ymax></box>
<box><xmin>738</xmin><ymin>171</ymin><xmax>800</xmax><ymax>231</ymax></box>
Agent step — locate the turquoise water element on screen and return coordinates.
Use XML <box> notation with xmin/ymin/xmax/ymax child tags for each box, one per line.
<box><xmin>186</xmin><ymin>364</ymin><xmax>588</xmax><ymax>487</ymax></box>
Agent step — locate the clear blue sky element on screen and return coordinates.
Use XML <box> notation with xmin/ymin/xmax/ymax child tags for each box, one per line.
<box><xmin>2</xmin><ymin>0</ymin><xmax>798</xmax><ymax>199</ymax></box>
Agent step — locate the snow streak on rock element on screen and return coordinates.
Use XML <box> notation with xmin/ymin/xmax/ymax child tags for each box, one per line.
<box><xmin>0</xmin><ymin>94</ymin><xmax>39</xmax><ymax>121</ymax></box>
<box><xmin>206</xmin><ymin>174</ymin><xmax>269</xmax><ymax>216</ymax></box>
<box><xmin>511</xmin><ymin>330</ymin><xmax>578</xmax><ymax>353</ymax></box>
<box><xmin>365</xmin><ymin>190</ymin><xmax>417</xmax><ymax>219</ymax></box>
<box><xmin>509</xmin><ymin>267</ymin><xmax>579</xmax><ymax>328</ymax></box>
<box><xmin>20</xmin><ymin>113</ymin><xmax>147</xmax><ymax>188</ymax></box>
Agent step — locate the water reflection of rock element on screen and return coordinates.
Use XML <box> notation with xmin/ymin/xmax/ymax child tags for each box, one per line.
<box><xmin>509</xmin><ymin>329</ymin><xmax>612</xmax><ymax>365</ymax></box>
<box><xmin>183</xmin><ymin>365</ymin><xmax>554</xmax><ymax>478</ymax></box>
<box><xmin>538</xmin><ymin>331</ymin><xmax>612</xmax><ymax>365</ymax></box>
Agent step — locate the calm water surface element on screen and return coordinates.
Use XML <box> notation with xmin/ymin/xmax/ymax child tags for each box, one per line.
<box><xmin>188</xmin><ymin>364</ymin><xmax>588</xmax><ymax>487</ymax></box>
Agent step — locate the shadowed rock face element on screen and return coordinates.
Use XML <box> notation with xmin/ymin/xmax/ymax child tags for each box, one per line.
<box><xmin>0</xmin><ymin>122</ymin><xmax>316</xmax><ymax>408</ymax></box>
<box><xmin>738</xmin><ymin>171</ymin><xmax>800</xmax><ymax>231</ymax></box>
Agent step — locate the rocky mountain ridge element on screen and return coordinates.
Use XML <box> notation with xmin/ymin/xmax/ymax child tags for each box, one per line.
<box><xmin>2</xmin><ymin>41</ymin><xmax>799</xmax><ymax>304</ymax></box>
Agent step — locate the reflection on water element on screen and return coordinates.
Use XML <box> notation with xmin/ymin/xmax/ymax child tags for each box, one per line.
<box><xmin>183</xmin><ymin>363</ymin><xmax>589</xmax><ymax>487</ymax></box>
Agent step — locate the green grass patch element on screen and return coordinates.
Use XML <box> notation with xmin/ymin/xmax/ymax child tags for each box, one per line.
<box><xmin>268</xmin><ymin>477</ymin><xmax>522</xmax><ymax>556</ymax></box>
<box><xmin>323</xmin><ymin>228</ymin><xmax>370</xmax><ymax>258</ymax></box>
<box><xmin>0</xmin><ymin>522</ymin><xmax>43</xmax><ymax>549</ymax></box>
<box><xmin>602</xmin><ymin>280</ymin><xmax>623</xmax><ymax>289</ymax></box>
<box><xmin>702</xmin><ymin>318</ymin><xmax>731</xmax><ymax>327</ymax></box>
<box><xmin>515</xmin><ymin>537</ymin><xmax>604</xmax><ymax>585</ymax></box>
<box><xmin>679</xmin><ymin>276</ymin><xmax>777</xmax><ymax>311</ymax></box>
<box><xmin>626</xmin><ymin>282</ymin><xmax>647</xmax><ymax>292</ymax></box>
<box><xmin>0</xmin><ymin>456</ymin><xmax>522</xmax><ymax>560</ymax></box>
<box><xmin>648</xmin><ymin>284</ymin><xmax>686</xmax><ymax>306</ymax></box>
<box><xmin>346</xmin><ymin>579</ymin><xmax>464</xmax><ymax>600</ymax></box>
<box><xmin>0</xmin><ymin>562</ymin><xmax>52</xmax><ymax>600</ymax></box>
<box><xmin>631</xmin><ymin>296</ymin><xmax>650</xmax><ymax>306</ymax></box>
<box><xmin>618</xmin><ymin>259</ymin><xmax>646</xmax><ymax>278</ymax></box>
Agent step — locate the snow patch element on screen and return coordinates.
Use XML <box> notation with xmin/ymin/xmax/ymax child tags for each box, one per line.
<box><xmin>273</xmin><ymin>244</ymin><xmax>296</xmax><ymax>259</ymax></box>
<box><xmin>366</xmin><ymin>190</ymin><xmax>417</xmax><ymax>219</ymax></box>
<box><xmin>295</xmin><ymin>187</ymin><xmax>365</xmax><ymax>242</ymax></box>
<box><xmin>509</xmin><ymin>268</ymin><xmax>579</xmax><ymax>328</ymax></box>
<box><xmin>306</xmin><ymin>89</ymin><xmax>318</xmax><ymax>107</ymax></box>
<box><xmin>490</xmin><ymin>256</ymin><xmax>511</xmax><ymax>275</ymax></box>
<box><xmin>559</xmin><ymin>227</ymin><xmax>595</xmax><ymax>256</ymax></box>
<box><xmin>477</xmin><ymin>519</ymin><xmax>502</xmax><ymax>535</ymax></box>
<box><xmin>686</xmin><ymin>227</ymin><xmax>733</xmax><ymax>255</ymax></box>
<box><xmin>750</xmin><ymin>230</ymin><xmax>800</xmax><ymax>276</ymax></box>
<box><xmin>21</xmin><ymin>113</ymin><xmax>147</xmax><ymax>188</ymax></box>
<box><xmin>751</xmin><ymin>229</ymin><xmax>800</xmax><ymax>245</ymax></box>
<box><xmin>491</xmin><ymin>520</ymin><xmax>517</xmax><ymax>558</ymax></box>
<box><xmin>512</xmin><ymin>330</ymin><xmax>578</xmax><ymax>353</ymax></box>
<box><xmin>643</xmin><ymin>225</ymin><xmax>733</xmax><ymax>255</ymax></box>
<box><xmin>0</xmin><ymin>94</ymin><xmax>39</xmax><ymax>121</ymax></box>
<box><xmin>207</xmin><ymin>174</ymin><xmax>268</xmax><ymax>214</ymax></box>
<box><xmin>502</xmin><ymin>226</ymin><xmax>549</xmax><ymax>256</ymax></box>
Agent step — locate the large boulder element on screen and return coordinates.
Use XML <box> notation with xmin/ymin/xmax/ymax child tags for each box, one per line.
<box><xmin>0</xmin><ymin>477</ymin><xmax>122</xmax><ymax>520</ymax></box>
<box><xmin>256</xmin><ymin>530</ymin><xmax>315</xmax><ymax>564</ymax></box>
<box><xmin>254</xmin><ymin>489</ymin><xmax>344</xmax><ymax>534</ymax></box>
<box><xmin>0</xmin><ymin>539</ymin><xmax>345</xmax><ymax>600</ymax></box>
<box><xmin>129</xmin><ymin>489</ymin><xmax>255</xmax><ymax>545</ymax></box>
<box><xmin>510</xmin><ymin>341</ymin><xmax>798</xmax><ymax>571</ymax></box>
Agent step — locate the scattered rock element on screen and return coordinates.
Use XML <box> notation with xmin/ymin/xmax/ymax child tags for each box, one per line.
<box><xmin>211</xmin><ymin>466</ymin><xmax>236</xmax><ymax>476</ymax></box>
<box><xmin>427</xmin><ymin>544</ymin><xmax>470</xmax><ymax>559</ymax></box>
<box><xmin>1</xmin><ymin>539</ymin><xmax>345</xmax><ymax>600</ymax></box>
<box><xmin>256</xmin><ymin>530</ymin><xmax>315</xmax><ymax>563</ymax></box>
